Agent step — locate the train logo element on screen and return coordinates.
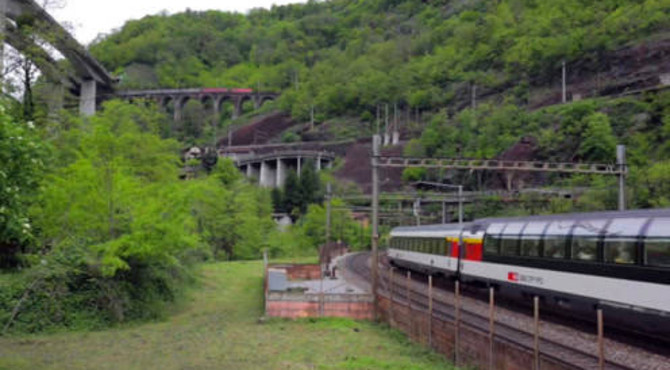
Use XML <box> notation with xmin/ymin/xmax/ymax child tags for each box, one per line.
<box><xmin>508</xmin><ymin>271</ymin><xmax>544</xmax><ymax>285</ymax></box>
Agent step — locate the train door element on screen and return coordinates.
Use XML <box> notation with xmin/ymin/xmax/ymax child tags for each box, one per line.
<box><xmin>463</xmin><ymin>230</ymin><xmax>484</xmax><ymax>261</ymax></box>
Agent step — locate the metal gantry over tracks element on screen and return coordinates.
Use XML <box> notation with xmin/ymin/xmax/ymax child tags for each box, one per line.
<box><xmin>368</xmin><ymin>134</ymin><xmax>628</xmax><ymax>321</ymax></box>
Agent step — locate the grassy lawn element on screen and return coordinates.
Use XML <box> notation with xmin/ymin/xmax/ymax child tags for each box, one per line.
<box><xmin>0</xmin><ymin>260</ymin><xmax>452</xmax><ymax>369</ymax></box>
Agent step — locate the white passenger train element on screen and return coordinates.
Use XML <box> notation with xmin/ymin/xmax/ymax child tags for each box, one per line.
<box><xmin>388</xmin><ymin>209</ymin><xmax>670</xmax><ymax>339</ymax></box>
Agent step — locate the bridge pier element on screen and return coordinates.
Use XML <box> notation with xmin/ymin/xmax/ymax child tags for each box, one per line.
<box><xmin>260</xmin><ymin>160</ymin><xmax>278</xmax><ymax>188</ymax></box>
<box><xmin>277</xmin><ymin>158</ymin><xmax>289</xmax><ymax>187</ymax></box>
<box><xmin>79</xmin><ymin>80</ymin><xmax>97</xmax><ymax>116</ymax></box>
<box><xmin>174</xmin><ymin>96</ymin><xmax>189</xmax><ymax>122</ymax></box>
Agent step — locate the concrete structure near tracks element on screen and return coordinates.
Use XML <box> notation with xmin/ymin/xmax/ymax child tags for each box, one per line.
<box><xmin>264</xmin><ymin>255</ymin><xmax>373</xmax><ymax>320</ymax></box>
<box><xmin>223</xmin><ymin>150</ymin><xmax>335</xmax><ymax>188</ymax></box>
<box><xmin>116</xmin><ymin>89</ymin><xmax>279</xmax><ymax>122</ymax></box>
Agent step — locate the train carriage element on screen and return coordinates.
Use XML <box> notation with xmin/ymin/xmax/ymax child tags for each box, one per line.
<box><xmin>388</xmin><ymin>209</ymin><xmax>670</xmax><ymax>340</ymax></box>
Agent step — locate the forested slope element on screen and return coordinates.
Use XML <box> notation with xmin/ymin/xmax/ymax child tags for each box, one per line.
<box><xmin>91</xmin><ymin>0</ymin><xmax>669</xmax><ymax>119</ymax></box>
<box><xmin>89</xmin><ymin>0</ymin><xmax>670</xmax><ymax>209</ymax></box>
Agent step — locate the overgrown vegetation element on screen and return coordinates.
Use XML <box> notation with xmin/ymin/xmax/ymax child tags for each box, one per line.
<box><xmin>0</xmin><ymin>261</ymin><xmax>452</xmax><ymax>369</ymax></box>
<box><xmin>0</xmin><ymin>100</ymin><xmax>334</xmax><ymax>334</ymax></box>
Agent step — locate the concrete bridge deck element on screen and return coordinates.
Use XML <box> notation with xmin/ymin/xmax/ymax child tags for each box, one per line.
<box><xmin>222</xmin><ymin>149</ymin><xmax>335</xmax><ymax>188</ymax></box>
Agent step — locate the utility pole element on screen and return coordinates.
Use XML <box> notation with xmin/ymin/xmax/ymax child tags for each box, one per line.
<box><xmin>617</xmin><ymin>145</ymin><xmax>626</xmax><ymax>211</ymax></box>
<box><xmin>442</xmin><ymin>201</ymin><xmax>446</xmax><ymax>224</ymax></box>
<box><xmin>393</xmin><ymin>103</ymin><xmax>399</xmax><ymax>145</ymax></box>
<box><xmin>562</xmin><ymin>60</ymin><xmax>567</xmax><ymax>103</ymax></box>
<box><xmin>471</xmin><ymin>83</ymin><xmax>477</xmax><ymax>110</ymax></box>
<box><xmin>310</xmin><ymin>105</ymin><xmax>315</xmax><ymax>130</ymax></box>
<box><xmin>371</xmin><ymin>135</ymin><xmax>381</xmax><ymax>320</ymax></box>
<box><xmin>458</xmin><ymin>185</ymin><xmax>463</xmax><ymax>225</ymax></box>
<box><xmin>384</xmin><ymin>104</ymin><xmax>390</xmax><ymax>145</ymax></box>
<box><xmin>326</xmin><ymin>183</ymin><xmax>332</xmax><ymax>244</ymax></box>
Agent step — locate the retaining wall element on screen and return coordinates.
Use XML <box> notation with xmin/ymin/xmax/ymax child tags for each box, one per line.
<box><xmin>270</xmin><ymin>264</ymin><xmax>322</xmax><ymax>280</ymax></box>
<box><xmin>267</xmin><ymin>292</ymin><xmax>373</xmax><ymax>320</ymax></box>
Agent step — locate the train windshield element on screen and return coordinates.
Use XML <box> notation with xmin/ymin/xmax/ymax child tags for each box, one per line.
<box><xmin>645</xmin><ymin>218</ymin><xmax>670</xmax><ymax>267</ymax></box>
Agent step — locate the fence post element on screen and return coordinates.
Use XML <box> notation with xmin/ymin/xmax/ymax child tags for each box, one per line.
<box><xmin>489</xmin><ymin>287</ymin><xmax>495</xmax><ymax>370</ymax></box>
<box><xmin>388</xmin><ymin>267</ymin><xmax>394</xmax><ymax>325</ymax></box>
<box><xmin>428</xmin><ymin>275</ymin><xmax>433</xmax><ymax>347</ymax></box>
<box><xmin>406</xmin><ymin>271</ymin><xmax>411</xmax><ymax>309</ymax></box>
<box><xmin>598</xmin><ymin>308</ymin><xmax>605</xmax><ymax>370</ymax></box>
<box><xmin>455</xmin><ymin>280</ymin><xmax>461</xmax><ymax>365</ymax></box>
<box><xmin>405</xmin><ymin>271</ymin><xmax>411</xmax><ymax>333</ymax></box>
<box><xmin>534</xmin><ymin>296</ymin><xmax>540</xmax><ymax>370</ymax></box>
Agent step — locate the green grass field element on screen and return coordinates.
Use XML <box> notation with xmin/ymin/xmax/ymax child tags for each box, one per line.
<box><xmin>0</xmin><ymin>260</ymin><xmax>453</xmax><ymax>369</ymax></box>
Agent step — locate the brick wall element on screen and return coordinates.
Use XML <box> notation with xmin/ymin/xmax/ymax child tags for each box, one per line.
<box><xmin>377</xmin><ymin>294</ymin><xmax>572</xmax><ymax>370</ymax></box>
<box><xmin>269</xmin><ymin>264</ymin><xmax>322</xmax><ymax>280</ymax></box>
<box><xmin>267</xmin><ymin>293</ymin><xmax>374</xmax><ymax>320</ymax></box>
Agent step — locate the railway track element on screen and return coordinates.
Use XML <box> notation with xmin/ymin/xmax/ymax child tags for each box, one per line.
<box><xmin>344</xmin><ymin>252</ymin><xmax>639</xmax><ymax>370</ymax></box>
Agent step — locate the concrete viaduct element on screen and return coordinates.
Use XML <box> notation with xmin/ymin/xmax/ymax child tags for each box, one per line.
<box><xmin>0</xmin><ymin>0</ymin><xmax>117</xmax><ymax>115</ymax></box>
<box><xmin>0</xmin><ymin>1</ymin><xmax>281</xmax><ymax>119</ymax></box>
<box><xmin>116</xmin><ymin>89</ymin><xmax>279</xmax><ymax>122</ymax></box>
<box><xmin>223</xmin><ymin>150</ymin><xmax>335</xmax><ymax>188</ymax></box>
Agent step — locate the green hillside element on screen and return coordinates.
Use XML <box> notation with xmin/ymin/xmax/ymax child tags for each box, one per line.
<box><xmin>91</xmin><ymin>0</ymin><xmax>668</xmax><ymax>119</ymax></box>
<box><xmin>89</xmin><ymin>0</ymin><xmax>670</xmax><ymax>209</ymax></box>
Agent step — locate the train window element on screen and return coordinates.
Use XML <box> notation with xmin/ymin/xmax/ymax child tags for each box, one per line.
<box><xmin>604</xmin><ymin>239</ymin><xmax>636</xmax><ymax>264</ymax></box>
<box><xmin>570</xmin><ymin>220</ymin><xmax>606</xmax><ymax>261</ymax></box>
<box><xmin>483</xmin><ymin>223</ymin><xmax>506</xmax><ymax>255</ymax></box>
<box><xmin>520</xmin><ymin>222</ymin><xmax>547</xmax><ymax>257</ymax></box>
<box><xmin>604</xmin><ymin>218</ymin><xmax>645</xmax><ymax>264</ymax></box>
<box><xmin>543</xmin><ymin>221</ymin><xmax>573</xmax><ymax>259</ymax></box>
<box><xmin>644</xmin><ymin>218</ymin><xmax>670</xmax><ymax>267</ymax></box>
<box><xmin>500</xmin><ymin>222</ymin><xmax>525</xmax><ymax>256</ymax></box>
<box><xmin>571</xmin><ymin>237</ymin><xmax>598</xmax><ymax>261</ymax></box>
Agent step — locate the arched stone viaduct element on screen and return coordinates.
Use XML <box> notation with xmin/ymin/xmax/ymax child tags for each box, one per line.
<box><xmin>116</xmin><ymin>89</ymin><xmax>279</xmax><ymax>122</ymax></box>
<box><xmin>227</xmin><ymin>150</ymin><xmax>335</xmax><ymax>188</ymax></box>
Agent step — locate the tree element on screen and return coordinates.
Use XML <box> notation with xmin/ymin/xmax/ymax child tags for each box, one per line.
<box><xmin>578</xmin><ymin>112</ymin><xmax>617</xmax><ymax>162</ymax></box>
<box><xmin>0</xmin><ymin>105</ymin><xmax>46</xmax><ymax>267</ymax></box>
<box><xmin>298</xmin><ymin>159</ymin><xmax>322</xmax><ymax>212</ymax></box>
